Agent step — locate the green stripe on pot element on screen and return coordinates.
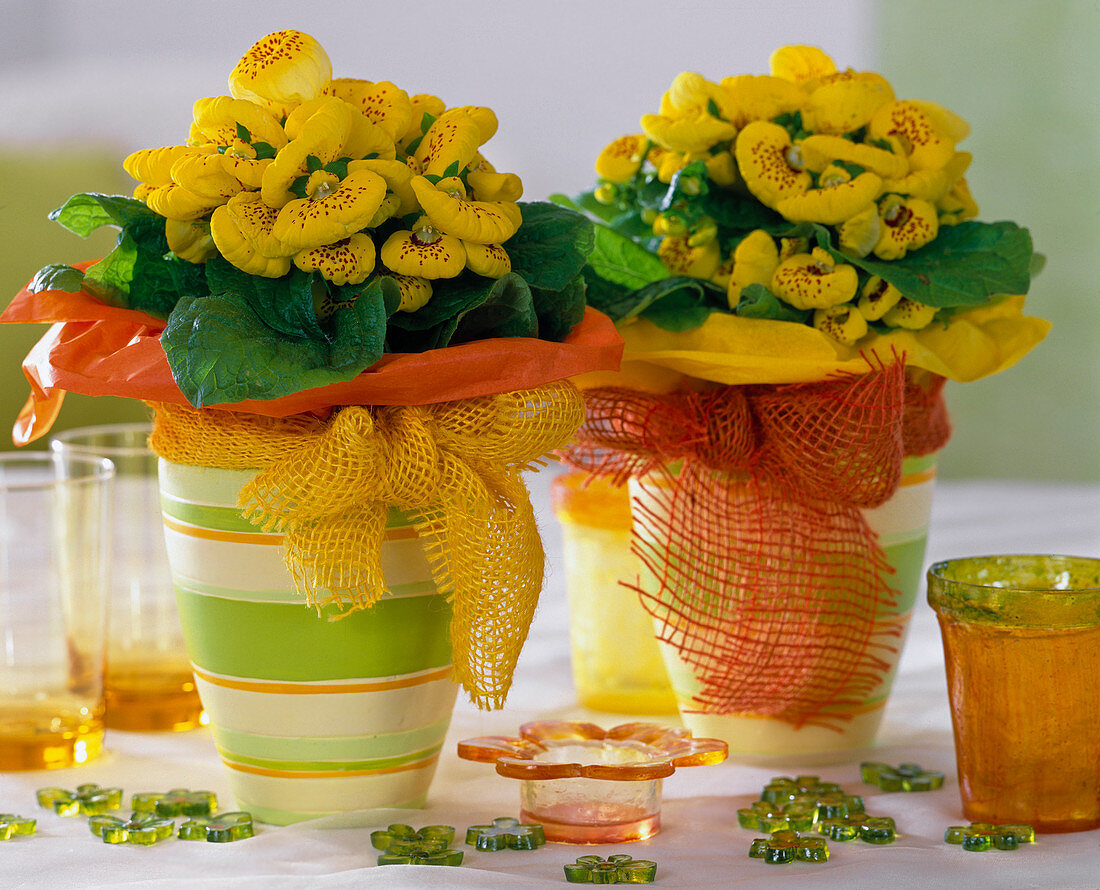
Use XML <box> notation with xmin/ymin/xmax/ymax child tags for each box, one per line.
<box><xmin>162</xmin><ymin>494</ymin><xmax>419</xmax><ymax>534</ymax></box>
<box><xmin>881</xmin><ymin>535</ymin><xmax>930</xmax><ymax>613</ymax></box>
<box><xmin>243</xmin><ymin>797</ymin><xmax>428</xmax><ymax>825</ymax></box>
<box><xmin>901</xmin><ymin>454</ymin><xmax>937</xmax><ymax>474</ymax></box>
<box><xmin>211</xmin><ymin>718</ymin><xmax>452</xmax><ymax>763</ymax></box>
<box><xmin>175</xmin><ymin>577</ymin><xmax>438</xmax><ymax>605</ymax></box>
<box><xmin>219</xmin><ymin>742</ymin><xmax>444</xmax><ymax>774</ymax></box>
<box><xmin>175</xmin><ymin>589</ymin><xmax>453</xmax><ymax>681</ymax></box>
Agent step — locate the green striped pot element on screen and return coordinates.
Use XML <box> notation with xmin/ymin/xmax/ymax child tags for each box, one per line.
<box><xmin>158</xmin><ymin>459</ymin><xmax>458</xmax><ymax>824</ymax></box>
<box><xmin>633</xmin><ymin>455</ymin><xmax>937</xmax><ymax>761</ymax></box>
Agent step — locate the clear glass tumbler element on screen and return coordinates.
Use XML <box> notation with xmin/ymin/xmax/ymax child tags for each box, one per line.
<box><xmin>0</xmin><ymin>451</ymin><xmax>114</xmax><ymax>768</ymax></box>
<box><xmin>51</xmin><ymin>423</ymin><xmax>204</xmax><ymax>731</ymax></box>
<box><xmin>928</xmin><ymin>554</ymin><xmax>1100</xmax><ymax>832</ymax></box>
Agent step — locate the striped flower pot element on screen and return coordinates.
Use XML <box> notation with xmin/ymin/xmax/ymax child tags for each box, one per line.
<box><xmin>158</xmin><ymin>459</ymin><xmax>458</xmax><ymax>824</ymax></box>
<box><xmin>633</xmin><ymin>455</ymin><xmax>937</xmax><ymax>761</ymax></box>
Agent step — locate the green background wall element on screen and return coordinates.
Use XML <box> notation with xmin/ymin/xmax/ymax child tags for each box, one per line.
<box><xmin>875</xmin><ymin>0</ymin><xmax>1100</xmax><ymax>480</ymax></box>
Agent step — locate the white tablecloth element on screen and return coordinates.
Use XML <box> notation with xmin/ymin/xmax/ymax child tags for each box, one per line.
<box><xmin>3</xmin><ymin>470</ymin><xmax>1099</xmax><ymax>889</ymax></box>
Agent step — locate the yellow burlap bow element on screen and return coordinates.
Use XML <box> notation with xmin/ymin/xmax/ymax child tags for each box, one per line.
<box><xmin>150</xmin><ymin>381</ymin><xmax>585</xmax><ymax>709</ymax></box>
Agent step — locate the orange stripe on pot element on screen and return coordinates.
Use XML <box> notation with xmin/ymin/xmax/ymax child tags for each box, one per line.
<box><xmin>221</xmin><ymin>751</ymin><xmax>441</xmax><ymax>779</ymax></box>
<box><xmin>899</xmin><ymin>467</ymin><xmax>936</xmax><ymax>487</ymax></box>
<box><xmin>192</xmin><ymin>664</ymin><xmax>454</xmax><ymax>694</ymax></box>
<box><xmin>162</xmin><ymin>514</ymin><xmax>419</xmax><ymax>544</ymax></box>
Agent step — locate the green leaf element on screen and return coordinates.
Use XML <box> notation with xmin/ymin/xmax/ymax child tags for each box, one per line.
<box><xmin>507</xmin><ymin>201</ymin><xmax>595</xmax><ymax>292</ymax></box>
<box><xmin>331</xmin><ymin>276</ymin><xmax>402</xmax><ymax>319</ymax></box>
<box><xmin>829</xmin><ymin>221</ymin><xmax>1034</xmax><ymax>308</ymax></box>
<box><xmin>531</xmin><ymin>275</ymin><xmax>587</xmax><ymax>342</ymax></box>
<box><xmin>442</xmin><ymin>160</ymin><xmax>461</xmax><ymax>179</ymax></box>
<box><xmin>640</xmin><ymin>286</ymin><xmax>715</xmax><ymax>331</ymax></box>
<box><xmin>698</xmin><ymin>188</ymin><xmax>788</xmax><ymax>234</ymax></box>
<box><xmin>252</xmin><ymin>141</ymin><xmax>277</xmax><ymax>160</ymax></box>
<box><xmin>585</xmin><ymin>223</ymin><xmax>667</xmax><ymax>291</ymax></box>
<box><xmin>29</xmin><ymin>263</ymin><xmax>85</xmax><ymax>294</ymax></box>
<box><xmin>306</xmin><ymin>154</ymin><xmax>323</xmax><ymax>174</ymax></box>
<box><xmin>50</xmin><ymin>193</ymin><xmax>167</xmax><ymax>251</ymax></box>
<box><xmin>733</xmin><ymin>283</ymin><xmax>812</xmax><ymax>323</ymax></box>
<box><xmin>587</xmin><ymin>274</ymin><xmax>719</xmax><ymax>326</ymax></box>
<box><xmin>420</xmin><ymin>112</ymin><xmax>436</xmax><ymax>134</ymax></box>
<box><xmin>323</xmin><ymin>158</ymin><xmax>351</xmax><ymax>179</ymax></box>
<box><xmin>205</xmin><ymin>256</ymin><xmax>324</xmax><ymax>341</ymax></box>
<box><xmin>162</xmin><ymin>286</ymin><xmax>388</xmax><ymax>407</ymax></box>
<box><xmin>235</xmin><ymin>122</ymin><xmax>251</xmax><ymax>143</ymax></box>
<box><xmin>452</xmin><ymin>274</ymin><xmax>539</xmax><ymax>342</ymax></box>
<box><xmin>83</xmin><ymin>232</ymin><xmax>205</xmax><ymax>318</ymax></box>
<box><xmin>553</xmin><ymin>190</ymin><xmax>620</xmax><ymax>225</ymax></box>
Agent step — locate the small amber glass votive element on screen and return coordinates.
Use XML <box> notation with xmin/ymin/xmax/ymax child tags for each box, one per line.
<box><xmin>927</xmin><ymin>554</ymin><xmax>1100</xmax><ymax>832</ymax></box>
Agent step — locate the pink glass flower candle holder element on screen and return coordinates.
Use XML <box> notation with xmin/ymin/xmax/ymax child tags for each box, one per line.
<box><xmin>457</xmin><ymin>721</ymin><xmax>727</xmax><ymax>843</ymax></box>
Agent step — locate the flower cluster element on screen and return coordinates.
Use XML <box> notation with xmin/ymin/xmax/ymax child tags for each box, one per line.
<box><xmin>585</xmin><ymin>45</ymin><xmax>999</xmax><ymax>346</ymax></box>
<box><xmin>125</xmin><ymin>29</ymin><xmax>523</xmax><ymax>313</ymax></box>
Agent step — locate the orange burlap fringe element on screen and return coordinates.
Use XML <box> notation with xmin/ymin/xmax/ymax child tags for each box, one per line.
<box><xmin>150</xmin><ymin>381</ymin><xmax>585</xmax><ymax>709</ymax></box>
<box><xmin>562</xmin><ymin>362</ymin><xmax>951</xmax><ymax>728</ymax></box>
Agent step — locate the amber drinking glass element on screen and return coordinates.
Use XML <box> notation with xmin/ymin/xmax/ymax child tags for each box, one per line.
<box><xmin>50</xmin><ymin>424</ymin><xmax>204</xmax><ymax>731</ymax></box>
<box><xmin>928</xmin><ymin>554</ymin><xmax>1100</xmax><ymax>832</ymax></box>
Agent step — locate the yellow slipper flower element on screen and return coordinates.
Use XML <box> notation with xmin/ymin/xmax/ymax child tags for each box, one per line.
<box><xmin>218</xmin><ymin>146</ymin><xmax>272</xmax><ymax>191</ymax></box>
<box><xmin>777</xmin><ymin>167</ymin><xmax>882</xmax><ymax>224</ymax></box>
<box><xmin>798</xmin><ymin>133</ymin><xmax>908</xmax><ymax>180</ymax></box>
<box><xmin>711</xmin><ymin>254</ymin><xmax>735</xmax><ymax>290</ymax></box>
<box><xmin>873</xmin><ymin>195</ymin><xmax>939</xmax><ymax>260</ymax></box>
<box><xmin>324</xmin><ymin>78</ymin><xmax>415</xmax><ymax>143</ymax></box>
<box><xmin>467</xmin><ymin>169</ymin><xmax>523</xmax><ymax>202</ymax></box>
<box><xmin>384</xmin><ymin>273</ymin><xmax>434</xmax><ymax>312</ymax></box>
<box><xmin>771</xmin><ymin>247</ymin><xmax>858</xmax><ymax>310</ymax></box>
<box><xmin>191</xmin><ymin>95</ymin><xmax>287</xmax><ymax>152</ymax></box>
<box><xmin>348</xmin><ymin>158</ymin><xmax>419</xmax><ymax>215</ymax></box>
<box><xmin>124</xmin><ymin>145</ymin><xmax>211</xmax><ymax>188</ymax></box>
<box><xmin>210</xmin><ymin>203</ymin><xmax>292</xmax><ymax>278</ymax></box>
<box><xmin>657</xmin><ymin>235</ymin><xmax>721</xmax><ymax>279</ymax></box>
<box><xmin>882</xmin><ymin>296</ymin><xmax>938</xmax><ymax>329</ymax></box>
<box><xmin>414</xmin><ymin>112</ymin><xmax>481</xmax><ymax>176</ymax></box>
<box><xmin>938</xmin><ymin>177</ymin><xmax>980</xmax><ymax>225</ymax></box>
<box><xmin>704</xmin><ymin>150</ymin><xmax>739</xmax><ymax>186</ymax></box>
<box><xmin>170</xmin><ymin>152</ymin><xmax>245</xmax><ymax>203</ymax></box>
<box><xmin>720</xmin><ymin>75</ymin><xmax>807</xmax><ymax>129</ymax></box>
<box><xmin>463</xmin><ymin>241</ymin><xmax>512</xmax><ymax>278</ymax></box>
<box><xmin>399</xmin><ymin>93</ymin><xmax>447</xmax><ymax>147</ymax></box>
<box><xmin>165</xmin><ymin>218</ymin><xmax>216</xmax><ymax>264</ymax></box>
<box><xmin>223</xmin><ymin>191</ymin><xmax>290</xmax><ymax>258</ymax></box>
<box><xmin>380</xmin><ymin>222</ymin><xmax>466</xmax><ymax>279</ymax></box>
<box><xmin>734</xmin><ymin>120</ymin><xmax>812</xmax><ymax>209</ymax></box>
<box><xmin>641</xmin><ymin>112</ymin><xmax>736</xmax><ymax>154</ymax></box>
<box><xmin>595</xmin><ymin>134</ymin><xmax>648</xmax><ymax>183</ymax></box>
<box><xmin>882</xmin><ymin>150</ymin><xmax>971</xmax><ymax>202</ymax></box>
<box><xmin>838</xmin><ymin>204</ymin><xmax>882</xmax><ymax>257</ymax></box>
<box><xmin>411</xmin><ymin>176</ymin><xmax>521</xmax><ymax>245</ymax></box>
<box><xmin>144</xmin><ymin>184</ymin><xmax>222</xmax><ymax>222</ymax></box>
<box><xmin>443</xmin><ymin>106</ymin><xmax>499</xmax><ymax>145</ymax></box>
<box><xmin>802</xmin><ymin>72</ymin><xmax>895</xmax><ymax>135</ymax></box>
<box><xmin>857</xmin><ymin>276</ymin><xmax>903</xmax><ymax>320</ymax></box>
<box><xmin>868</xmin><ymin>100</ymin><xmax>964</xmax><ymax>172</ymax></box>
<box><xmin>769</xmin><ymin>45</ymin><xmax>837</xmax><ymax>85</ymax></box>
<box><xmin>261</xmin><ymin>98</ymin><xmax>356</xmax><ymax>209</ymax></box>
<box><xmin>228</xmin><ymin>29</ymin><xmax>332</xmax><ymax>119</ymax></box>
<box><xmin>726</xmin><ymin>229</ymin><xmax>780</xmax><ymax>308</ymax></box>
<box><xmin>294</xmin><ymin>233</ymin><xmax>377</xmax><ymax>285</ymax></box>
<box><xmin>272</xmin><ymin>168</ymin><xmax>388</xmax><ymax>252</ymax></box>
<box><xmin>814</xmin><ymin>302</ymin><xmax>868</xmax><ymax>345</ymax></box>
<box><xmin>663</xmin><ymin>71</ymin><xmax>736</xmax><ymax>120</ymax></box>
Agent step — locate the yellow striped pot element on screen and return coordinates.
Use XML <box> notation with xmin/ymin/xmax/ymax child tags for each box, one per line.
<box><xmin>632</xmin><ymin>455</ymin><xmax>937</xmax><ymax>761</ymax></box>
<box><xmin>158</xmin><ymin>460</ymin><xmax>458</xmax><ymax>824</ymax></box>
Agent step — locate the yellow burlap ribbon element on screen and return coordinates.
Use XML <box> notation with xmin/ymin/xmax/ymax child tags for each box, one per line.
<box><xmin>149</xmin><ymin>381</ymin><xmax>585</xmax><ymax>709</ymax></box>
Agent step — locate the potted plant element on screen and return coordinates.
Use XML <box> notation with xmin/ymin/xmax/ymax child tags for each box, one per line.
<box><xmin>556</xmin><ymin>44</ymin><xmax>1048</xmax><ymax>757</ymax></box>
<box><xmin>2</xmin><ymin>29</ymin><xmax>621</xmax><ymax>822</ymax></box>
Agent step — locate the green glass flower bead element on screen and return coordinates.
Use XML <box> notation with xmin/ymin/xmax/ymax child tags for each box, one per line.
<box><xmin>177</xmin><ymin>811</ymin><xmax>254</xmax><ymax>843</ymax></box>
<box><xmin>465</xmin><ymin>817</ymin><xmax>545</xmax><ymax>851</ymax></box>
<box><xmin>860</xmin><ymin>816</ymin><xmax>897</xmax><ymax>844</ymax></box>
<box><xmin>377</xmin><ymin>847</ymin><xmax>464</xmax><ymax>866</ymax></box>
<box><xmin>748</xmin><ymin>830</ymin><xmax>830</xmax><ymax>865</ymax></box>
<box><xmin>132</xmin><ymin>788</ymin><xmax>217</xmax><ymax>818</ymax></box>
<box><xmin>563</xmin><ymin>854</ymin><xmax>658</xmax><ymax>883</ymax></box>
<box><xmin>0</xmin><ymin>814</ymin><xmax>36</xmax><ymax>840</ymax></box>
<box><xmin>738</xmin><ymin>799</ymin><xmax>819</xmax><ymax>833</ymax></box>
<box><xmin>371</xmin><ymin>823</ymin><xmax>455</xmax><ymax>854</ymax></box>
<box><xmin>761</xmin><ymin>776</ymin><xmax>842</xmax><ymax>804</ymax></box>
<box><xmin>89</xmin><ymin>812</ymin><xmax>175</xmax><ymax>845</ymax></box>
<box><xmin>945</xmin><ymin>822</ymin><xmax>1034</xmax><ymax>852</ymax></box>
<box><xmin>36</xmin><ymin>784</ymin><xmax>123</xmax><ymax>816</ymax></box>
<box><xmin>861</xmin><ymin>761</ymin><xmax>945</xmax><ymax>792</ymax></box>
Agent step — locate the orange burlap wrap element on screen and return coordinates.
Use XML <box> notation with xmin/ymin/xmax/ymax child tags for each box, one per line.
<box><xmin>562</xmin><ymin>362</ymin><xmax>950</xmax><ymax>728</ymax></box>
<box><xmin>150</xmin><ymin>381</ymin><xmax>586</xmax><ymax>709</ymax></box>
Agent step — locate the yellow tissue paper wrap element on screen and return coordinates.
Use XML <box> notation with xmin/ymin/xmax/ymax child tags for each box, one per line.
<box><xmin>150</xmin><ymin>381</ymin><xmax>585</xmax><ymax>709</ymax></box>
<box><xmin>577</xmin><ymin>295</ymin><xmax>1048</xmax><ymax>392</ymax></box>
